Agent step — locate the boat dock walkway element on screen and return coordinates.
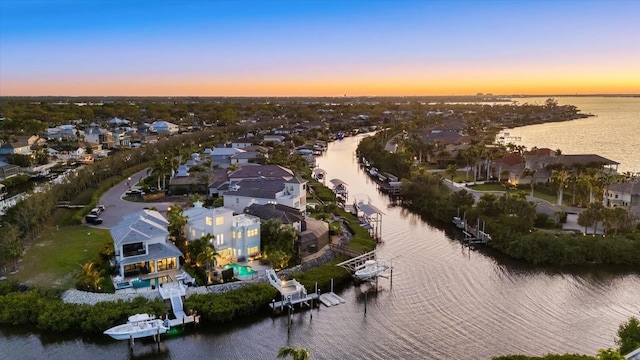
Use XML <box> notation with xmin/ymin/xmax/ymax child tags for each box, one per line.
<box><xmin>453</xmin><ymin>216</ymin><xmax>491</xmax><ymax>245</ymax></box>
<box><xmin>269</xmin><ymin>293</ymin><xmax>319</xmax><ymax>311</ymax></box>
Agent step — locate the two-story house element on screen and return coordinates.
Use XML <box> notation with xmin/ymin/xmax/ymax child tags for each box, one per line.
<box><xmin>228</xmin><ymin>164</ymin><xmax>293</xmax><ymax>183</ymax></box>
<box><xmin>231</xmin><ymin>138</ymin><xmax>254</xmax><ymax>149</ymax></box>
<box><xmin>85</xmin><ymin>127</ymin><xmax>115</xmax><ymax>149</ymax></box>
<box><xmin>110</xmin><ymin>209</ymin><xmax>183</xmax><ymax>278</ymax></box>
<box><xmin>210</xmin><ymin>147</ymin><xmax>246</xmax><ymax>167</ymax></box>
<box><xmin>604</xmin><ymin>182</ymin><xmax>640</xmax><ymax>220</ymax></box>
<box><xmin>245</xmin><ymin>203</ymin><xmax>330</xmax><ymax>256</ymax></box>
<box><xmin>0</xmin><ymin>135</ymin><xmax>41</xmax><ymax>156</ymax></box>
<box><xmin>184</xmin><ymin>202</ymin><xmax>261</xmax><ymax>262</ymax></box>
<box><xmin>223</xmin><ymin>176</ymin><xmax>307</xmax><ymax>213</ymax></box>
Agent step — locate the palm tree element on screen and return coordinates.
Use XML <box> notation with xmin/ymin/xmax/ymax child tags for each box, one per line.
<box><xmin>76</xmin><ymin>262</ymin><xmax>102</xmax><ymax>292</ymax></box>
<box><xmin>197</xmin><ymin>171</ymin><xmax>213</xmax><ymax>194</ymax></box>
<box><xmin>521</xmin><ymin>168</ymin><xmax>536</xmax><ymax>197</ymax></box>
<box><xmin>445</xmin><ymin>164</ymin><xmax>458</xmax><ymax>185</ymax></box>
<box><xmin>485</xmin><ymin>146</ymin><xmax>502</xmax><ymax>180</ymax></box>
<box><xmin>195</xmin><ymin>234</ymin><xmax>218</xmax><ymax>283</ymax></box>
<box><xmin>583</xmin><ymin>168</ymin><xmax>602</xmax><ymax>204</ymax></box>
<box><xmin>148</xmin><ymin>156</ymin><xmax>171</xmax><ymax>189</ymax></box>
<box><xmin>277</xmin><ymin>347</ymin><xmax>310</xmax><ymax>360</ymax></box>
<box><xmin>551</xmin><ymin>169</ymin><xmax>571</xmax><ymax>206</ymax></box>
<box><xmin>167</xmin><ymin>204</ymin><xmax>188</xmax><ymax>247</ymax></box>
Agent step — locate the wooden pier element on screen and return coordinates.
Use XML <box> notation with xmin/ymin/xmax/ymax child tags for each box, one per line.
<box><xmin>454</xmin><ymin>217</ymin><xmax>492</xmax><ymax>245</ymax></box>
<box><xmin>269</xmin><ymin>293</ymin><xmax>319</xmax><ymax>312</ymax></box>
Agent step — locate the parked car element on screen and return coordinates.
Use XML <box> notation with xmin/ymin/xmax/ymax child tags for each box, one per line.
<box><xmin>85</xmin><ymin>214</ymin><xmax>103</xmax><ymax>225</ymax></box>
<box><xmin>97</xmin><ymin>205</ymin><xmax>106</xmax><ymax>212</ymax></box>
<box><xmin>90</xmin><ymin>207</ymin><xmax>101</xmax><ymax>215</ymax></box>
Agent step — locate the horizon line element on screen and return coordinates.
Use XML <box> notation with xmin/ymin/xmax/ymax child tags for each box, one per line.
<box><xmin>1</xmin><ymin>93</ymin><xmax>639</xmax><ymax>99</ymax></box>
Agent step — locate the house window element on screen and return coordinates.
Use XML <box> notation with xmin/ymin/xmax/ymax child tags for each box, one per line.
<box><xmin>191</xmin><ymin>229</ymin><xmax>195</xmax><ymax>238</ymax></box>
<box><xmin>237</xmin><ymin>231</ymin><xmax>243</xmax><ymax>238</ymax></box>
<box><xmin>247</xmin><ymin>246</ymin><xmax>259</xmax><ymax>255</ymax></box>
<box><xmin>247</xmin><ymin>229</ymin><xmax>258</xmax><ymax>237</ymax></box>
<box><xmin>216</xmin><ymin>234</ymin><xmax>224</xmax><ymax>246</ymax></box>
<box><xmin>216</xmin><ymin>216</ymin><xmax>224</xmax><ymax>225</ymax></box>
<box><xmin>205</xmin><ymin>217</ymin><xmax>213</xmax><ymax>226</ymax></box>
<box><xmin>232</xmin><ymin>231</ymin><xmax>236</xmax><ymax>239</ymax></box>
<box><xmin>122</xmin><ymin>242</ymin><xmax>145</xmax><ymax>257</ymax></box>
<box><xmin>157</xmin><ymin>257</ymin><xmax>177</xmax><ymax>271</ymax></box>
<box><xmin>615</xmin><ymin>194</ymin><xmax>619</xmax><ymax>199</ymax></box>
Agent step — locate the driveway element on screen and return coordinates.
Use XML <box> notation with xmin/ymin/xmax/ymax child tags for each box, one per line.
<box><xmin>94</xmin><ymin>168</ymin><xmax>176</xmax><ymax>228</ymax></box>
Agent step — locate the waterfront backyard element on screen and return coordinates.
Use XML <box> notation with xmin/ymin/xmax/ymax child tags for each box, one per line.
<box><xmin>7</xmin><ymin>225</ymin><xmax>112</xmax><ymax>289</ymax></box>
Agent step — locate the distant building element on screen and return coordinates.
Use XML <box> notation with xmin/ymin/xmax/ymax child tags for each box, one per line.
<box><xmin>151</xmin><ymin>121</ymin><xmax>179</xmax><ymax>134</ymax></box>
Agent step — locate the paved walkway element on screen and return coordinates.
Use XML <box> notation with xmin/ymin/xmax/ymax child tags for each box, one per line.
<box><xmin>92</xmin><ymin>168</ymin><xmax>176</xmax><ymax>229</ymax></box>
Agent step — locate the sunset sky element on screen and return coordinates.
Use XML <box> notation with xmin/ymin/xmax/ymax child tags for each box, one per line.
<box><xmin>1</xmin><ymin>0</ymin><xmax>639</xmax><ymax>96</ymax></box>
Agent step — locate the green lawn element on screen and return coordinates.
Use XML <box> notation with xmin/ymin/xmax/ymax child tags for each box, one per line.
<box><xmin>8</xmin><ymin>225</ymin><xmax>113</xmax><ymax>289</ymax></box>
<box><xmin>532</xmin><ymin>189</ymin><xmax>560</xmax><ymax>205</ymax></box>
<box><xmin>467</xmin><ymin>183</ymin><xmax>510</xmax><ymax>191</ymax></box>
<box><xmin>466</xmin><ymin>183</ymin><xmax>567</xmax><ymax>205</ymax></box>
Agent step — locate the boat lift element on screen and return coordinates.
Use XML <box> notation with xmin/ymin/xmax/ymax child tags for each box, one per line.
<box><xmin>353</xmin><ymin>197</ymin><xmax>384</xmax><ymax>242</ymax></box>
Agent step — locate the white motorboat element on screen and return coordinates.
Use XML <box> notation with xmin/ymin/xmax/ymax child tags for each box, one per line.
<box><xmin>103</xmin><ymin>314</ymin><xmax>169</xmax><ymax>340</ymax></box>
<box><xmin>354</xmin><ymin>260</ymin><xmax>388</xmax><ymax>281</ymax></box>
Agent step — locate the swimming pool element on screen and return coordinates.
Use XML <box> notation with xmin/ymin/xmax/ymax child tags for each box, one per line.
<box><xmin>222</xmin><ymin>263</ymin><xmax>257</xmax><ymax>277</ymax></box>
<box><xmin>116</xmin><ymin>275</ymin><xmax>172</xmax><ymax>290</ymax></box>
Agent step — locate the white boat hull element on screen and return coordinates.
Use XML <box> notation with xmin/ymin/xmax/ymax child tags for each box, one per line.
<box><xmin>104</xmin><ymin>319</ymin><xmax>168</xmax><ymax>340</ymax></box>
<box><xmin>354</xmin><ymin>260</ymin><xmax>388</xmax><ymax>281</ymax></box>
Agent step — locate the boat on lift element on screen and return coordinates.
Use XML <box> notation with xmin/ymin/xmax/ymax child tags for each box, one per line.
<box><xmin>103</xmin><ymin>314</ymin><xmax>169</xmax><ymax>340</ymax></box>
<box><xmin>354</xmin><ymin>260</ymin><xmax>388</xmax><ymax>281</ymax></box>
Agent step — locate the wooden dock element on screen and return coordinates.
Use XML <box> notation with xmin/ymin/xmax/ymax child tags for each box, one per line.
<box><xmin>269</xmin><ymin>293</ymin><xmax>319</xmax><ymax>311</ymax></box>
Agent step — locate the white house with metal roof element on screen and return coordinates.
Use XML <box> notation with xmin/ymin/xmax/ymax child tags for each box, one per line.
<box><xmin>110</xmin><ymin>209</ymin><xmax>183</xmax><ymax>278</ymax></box>
<box><xmin>151</xmin><ymin>121</ymin><xmax>179</xmax><ymax>134</ymax></box>
<box><xmin>183</xmin><ymin>202</ymin><xmax>261</xmax><ymax>261</ymax></box>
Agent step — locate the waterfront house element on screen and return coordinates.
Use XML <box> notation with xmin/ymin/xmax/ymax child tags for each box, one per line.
<box><xmin>184</xmin><ymin>202</ymin><xmax>261</xmax><ymax>261</ymax></box>
<box><xmin>524</xmin><ymin>151</ymin><xmax>619</xmax><ymax>179</ymax></box>
<box><xmin>228</xmin><ymin>164</ymin><xmax>293</xmax><ymax>183</ymax></box>
<box><xmin>223</xmin><ymin>176</ymin><xmax>307</xmax><ymax>213</ymax></box>
<box><xmin>244</xmin><ymin>203</ymin><xmax>330</xmax><ymax>256</ymax></box>
<box><xmin>110</xmin><ymin>209</ymin><xmax>183</xmax><ymax>278</ymax></box>
<box><xmin>0</xmin><ymin>160</ymin><xmax>19</xmax><ymax>180</ymax></box>
<box><xmin>604</xmin><ymin>181</ymin><xmax>640</xmax><ymax>220</ymax></box>
<box><xmin>491</xmin><ymin>153</ymin><xmax>524</xmax><ymax>182</ymax></box>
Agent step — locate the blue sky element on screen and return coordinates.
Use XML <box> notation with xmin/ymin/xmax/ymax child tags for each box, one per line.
<box><xmin>1</xmin><ymin>0</ymin><xmax>639</xmax><ymax>96</ymax></box>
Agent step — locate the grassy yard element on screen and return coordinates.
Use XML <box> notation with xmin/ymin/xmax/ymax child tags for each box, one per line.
<box><xmin>467</xmin><ymin>183</ymin><xmax>508</xmax><ymax>192</ymax></box>
<box><xmin>8</xmin><ymin>225</ymin><xmax>113</xmax><ymax>289</ymax></box>
<box><xmin>465</xmin><ymin>183</ymin><xmax>567</xmax><ymax>205</ymax></box>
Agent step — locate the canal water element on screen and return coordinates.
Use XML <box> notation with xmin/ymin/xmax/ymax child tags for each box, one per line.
<box><xmin>3</xmin><ymin>120</ymin><xmax>640</xmax><ymax>360</ymax></box>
